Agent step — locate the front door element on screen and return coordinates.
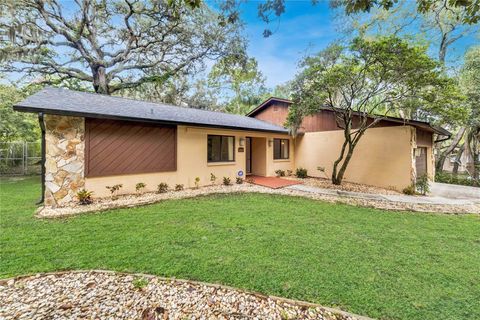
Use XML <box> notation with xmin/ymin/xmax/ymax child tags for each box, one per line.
<box><xmin>246</xmin><ymin>137</ymin><xmax>252</xmax><ymax>174</ymax></box>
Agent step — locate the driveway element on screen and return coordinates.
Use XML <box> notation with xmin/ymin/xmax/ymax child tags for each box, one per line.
<box><xmin>430</xmin><ymin>182</ymin><xmax>480</xmax><ymax>200</ymax></box>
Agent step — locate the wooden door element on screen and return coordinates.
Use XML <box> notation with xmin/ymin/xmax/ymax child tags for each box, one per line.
<box><xmin>415</xmin><ymin>147</ymin><xmax>427</xmax><ymax>177</ymax></box>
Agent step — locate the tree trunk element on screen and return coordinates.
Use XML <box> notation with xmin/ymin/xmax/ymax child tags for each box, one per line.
<box><xmin>436</xmin><ymin>127</ymin><xmax>465</xmax><ymax>172</ymax></box>
<box><xmin>333</xmin><ymin>144</ymin><xmax>356</xmax><ymax>185</ymax></box>
<box><xmin>92</xmin><ymin>65</ymin><xmax>109</xmax><ymax>94</ymax></box>
<box><xmin>331</xmin><ymin>129</ymin><xmax>366</xmax><ymax>185</ymax></box>
<box><xmin>452</xmin><ymin>143</ymin><xmax>464</xmax><ymax>176</ymax></box>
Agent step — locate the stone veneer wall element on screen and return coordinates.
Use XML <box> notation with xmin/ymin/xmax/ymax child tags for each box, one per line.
<box><xmin>44</xmin><ymin>115</ymin><xmax>85</xmax><ymax>207</ymax></box>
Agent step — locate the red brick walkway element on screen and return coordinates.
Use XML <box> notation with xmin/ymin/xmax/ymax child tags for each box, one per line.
<box><xmin>248</xmin><ymin>176</ymin><xmax>302</xmax><ymax>189</ymax></box>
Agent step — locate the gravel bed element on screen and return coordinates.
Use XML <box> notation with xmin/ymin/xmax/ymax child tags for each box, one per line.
<box><xmin>36</xmin><ymin>183</ymin><xmax>479</xmax><ymax>218</ymax></box>
<box><xmin>0</xmin><ymin>271</ymin><xmax>366</xmax><ymax>320</ymax></box>
<box><xmin>284</xmin><ymin>177</ymin><xmax>400</xmax><ymax>195</ymax></box>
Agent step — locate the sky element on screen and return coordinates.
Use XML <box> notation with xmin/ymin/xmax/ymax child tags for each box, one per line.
<box><xmin>240</xmin><ymin>1</ymin><xmax>337</xmax><ymax>88</ymax></box>
<box><xmin>236</xmin><ymin>1</ymin><xmax>479</xmax><ymax>89</ymax></box>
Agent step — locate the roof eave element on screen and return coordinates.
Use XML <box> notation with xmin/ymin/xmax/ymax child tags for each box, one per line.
<box><xmin>13</xmin><ymin>104</ymin><xmax>289</xmax><ymax>134</ymax></box>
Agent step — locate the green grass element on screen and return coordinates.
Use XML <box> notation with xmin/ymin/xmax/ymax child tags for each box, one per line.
<box><xmin>1</xmin><ymin>177</ymin><xmax>480</xmax><ymax>320</ymax></box>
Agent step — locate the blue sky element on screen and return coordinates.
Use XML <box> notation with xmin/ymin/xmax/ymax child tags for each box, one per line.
<box><xmin>240</xmin><ymin>1</ymin><xmax>337</xmax><ymax>87</ymax></box>
<box><xmin>237</xmin><ymin>1</ymin><xmax>479</xmax><ymax>88</ymax></box>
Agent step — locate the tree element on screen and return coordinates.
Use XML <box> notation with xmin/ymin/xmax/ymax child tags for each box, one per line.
<box><xmin>208</xmin><ymin>57</ymin><xmax>267</xmax><ymax>114</ymax></box>
<box><xmin>0</xmin><ymin>0</ymin><xmax>245</xmax><ymax>95</ymax></box>
<box><xmin>0</xmin><ymin>84</ymin><xmax>41</xmax><ymax>143</ymax></box>
<box><xmin>287</xmin><ymin>36</ymin><xmax>455</xmax><ymax>185</ymax></box>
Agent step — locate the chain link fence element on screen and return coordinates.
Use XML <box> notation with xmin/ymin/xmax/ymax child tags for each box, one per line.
<box><xmin>0</xmin><ymin>141</ymin><xmax>42</xmax><ymax>176</ymax></box>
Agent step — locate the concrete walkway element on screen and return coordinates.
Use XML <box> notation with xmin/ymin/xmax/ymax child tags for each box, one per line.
<box><xmin>287</xmin><ymin>184</ymin><xmax>480</xmax><ymax>205</ymax></box>
<box><xmin>430</xmin><ymin>182</ymin><xmax>480</xmax><ymax>199</ymax></box>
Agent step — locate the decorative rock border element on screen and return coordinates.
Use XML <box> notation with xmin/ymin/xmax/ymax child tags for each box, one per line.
<box><xmin>0</xmin><ymin>270</ymin><xmax>371</xmax><ymax>320</ymax></box>
<box><xmin>36</xmin><ymin>183</ymin><xmax>480</xmax><ymax>218</ymax></box>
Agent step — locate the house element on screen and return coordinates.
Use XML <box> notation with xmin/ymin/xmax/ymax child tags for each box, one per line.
<box><xmin>14</xmin><ymin>88</ymin><xmax>450</xmax><ymax>207</ymax></box>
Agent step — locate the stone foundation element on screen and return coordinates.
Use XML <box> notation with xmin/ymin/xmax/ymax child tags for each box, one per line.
<box><xmin>44</xmin><ymin>115</ymin><xmax>85</xmax><ymax>207</ymax></box>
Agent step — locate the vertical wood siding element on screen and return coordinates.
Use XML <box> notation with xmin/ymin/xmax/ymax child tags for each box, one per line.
<box><xmin>85</xmin><ymin>118</ymin><xmax>176</xmax><ymax>177</ymax></box>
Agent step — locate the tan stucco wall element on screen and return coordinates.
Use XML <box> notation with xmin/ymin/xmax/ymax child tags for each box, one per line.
<box><xmin>294</xmin><ymin>126</ymin><xmax>415</xmax><ymax>191</ymax></box>
<box><xmin>85</xmin><ymin>125</ymin><xmax>294</xmax><ymax>197</ymax></box>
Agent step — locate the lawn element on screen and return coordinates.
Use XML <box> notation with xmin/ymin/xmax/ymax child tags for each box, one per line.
<box><xmin>1</xmin><ymin>177</ymin><xmax>479</xmax><ymax>320</ymax></box>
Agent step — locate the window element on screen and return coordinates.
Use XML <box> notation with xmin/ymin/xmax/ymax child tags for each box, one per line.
<box><xmin>208</xmin><ymin>135</ymin><xmax>235</xmax><ymax>162</ymax></box>
<box><xmin>273</xmin><ymin>138</ymin><xmax>289</xmax><ymax>160</ymax></box>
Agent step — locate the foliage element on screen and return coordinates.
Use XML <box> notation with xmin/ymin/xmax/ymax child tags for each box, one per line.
<box><xmin>174</xmin><ymin>184</ymin><xmax>184</xmax><ymax>191</ymax></box>
<box><xmin>76</xmin><ymin>189</ymin><xmax>93</xmax><ymax>205</ymax></box>
<box><xmin>194</xmin><ymin>177</ymin><xmax>200</xmax><ymax>189</ymax></box>
<box><xmin>135</xmin><ymin>182</ymin><xmax>146</xmax><ymax>194</ymax></box>
<box><xmin>275</xmin><ymin>169</ymin><xmax>286</xmax><ymax>177</ymax></box>
<box><xmin>287</xmin><ymin>36</ymin><xmax>456</xmax><ymax>185</ymax></box>
<box><xmin>105</xmin><ymin>184</ymin><xmax>123</xmax><ymax>200</ymax></box>
<box><xmin>223</xmin><ymin>177</ymin><xmax>231</xmax><ymax>186</ymax></box>
<box><xmin>416</xmin><ymin>174</ymin><xmax>430</xmax><ymax>195</ymax></box>
<box><xmin>208</xmin><ymin>56</ymin><xmax>267</xmax><ymax>114</ymax></box>
<box><xmin>402</xmin><ymin>185</ymin><xmax>416</xmax><ymax>195</ymax></box>
<box><xmin>157</xmin><ymin>183</ymin><xmax>169</xmax><ymax>194</ymax></box>
<box><xmin>2</xmin><ymin>177</ymin><xmax>480</xmax><ymax>320</ymax></box>
<box><xmin>286</xmin><ymin>170</ymin><xmax>293</xmax><ymax>176</ymax></box>
<box><xmin>435</xmin><ymin>172</ymin><xmax>479</xmax><ymax>187</ymax></box>
<box><xmin>236</xmin><ymin>177</ymin><xmax>243</xmax><ymax>184</ymax></box>
<box><xmin>295</xmin><ymin>168</ymin><xmax>308</xmax><ymax>179</ymax></box>
<box><xmin>132</xmin><ymin>277</ymin><xmax>149</xmax><ymax>290</ymax></box>
<box><xmin>0</xmin><ymin>84</ymin><xmax>41</xmax><ymax>143</ymax></box>
<box><xmin>0</xmin><ymin>0</ymin><xmax>246</xmax><ymax>95</ymax></box>
<box><xmin>210</xmin><ymin>173</ymin><xmax>217</xmax><ymax>185</ymax></box>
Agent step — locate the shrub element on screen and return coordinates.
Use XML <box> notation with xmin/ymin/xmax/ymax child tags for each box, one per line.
<box><xmin>194</xmin><ymin>177</ymin><xmax>200</xmax><ymax>189</ymax></box>
<box><xmin>223</xmin><ymin>177</ymin><xmax>231</xmax><ymax>186</ymax></box>
<box><xmin>416</xmin><ymin>173</ymin><xmax>430</xmax><ymax>195</ymax></box>
<box><xmin>245</xmin><ymin>177</ymin><xmax>254</xmax><ymax>184</ymax></box>
<box><xmin>435</xmin><ymin>171</ymin><xmax>479</xmax><ymax>187</ymax></box>
<box><xmin>135</xmin><ymin>182</ymin><xmax>146</xmax><ymax>194</ymax></box>
<box><xmin>402</xmin><ymin>185</ymin><xmax>416</xmax><ymax>195</ymax></box>
<box><xmin>157</xmin><ymin>183</ymin><xmax>169</xmax><ymax>193</ymax></box>
<box><xmin>275</xmin><ymin>169</ymin><xmax>285</xmax><ymax>177</ymax></box>
<box><xmin>133</xmin><ymin>277</ymin><xmax>149</xmax><ymax>290</ymax></box>
<box><xmin>76</xmin><ymin>189</ymin><xmax>93</xmax><ymax>205</ymax></box>
<box><xmin>236</xmin><ymin>177</ymin><xmax>243</xmax><ymax>184</ymax></box>
<box><xmin>174</xmin><ymin>184</ymin><xmax>184</xmax><ymax>191</ymax></box>
<box><xmin>286</xmin><ymin>170</ymin><xmax>293</xmax><ymax>176</ymax></box>
<box><xmin>106</xmin><ymin>184</ymin><xmax>123</xmax><ymax>200</ymax></box>
<box><xmin>295</xmin><ymin>167</ymin><xmax>308</xmax><ymax>179</ymax></box>
<box><xmin>210</xmin><ymin>173</ymin><xmax>217</xmax><ymax>185</ymax></box>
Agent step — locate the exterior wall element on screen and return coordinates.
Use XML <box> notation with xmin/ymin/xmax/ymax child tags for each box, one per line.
<box><xmin>85</xmin><ymin>125</ymin><xmax>294</xmax><ymax>198</ymax></box>
<box><xmin>295</xmin><ymin>126</ymin><xmax>415</xmax><ymax>191</ymax></box>
<box><xmin>44</xmin><ymin>115</ymin><xmax>85</xmax><ymax>207</ymax></box>
<box><xmin>253</xmin><ymin>102</ymin><xmax>290</xmax><ymax>127</ymax></box>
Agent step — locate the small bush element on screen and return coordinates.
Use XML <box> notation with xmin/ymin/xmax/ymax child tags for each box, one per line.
<box><xmin>295</xmin><ymin>167</ymin><xmax>308</xmax><ymax>179</ymax></box>
<box><xmin>135</xmin><ymin>182</ymin><xmax>146</xmax><ymax>195</ymax></box>
<box><xmin>210</xmin><ymin>173</ymin><xmax>217</xmax><ymax>185</ymax></box>
<box><xmin>223</xmin><ymin>177</ymin><xmax>231</xmax><ymax>186</ymax></box>
<box><xmin>194</xmin><ymin>177</ymin><xmax>200</xmax><ymax>189</ymax></box>
<box><xmin>402</xmin><ymin>185</ymin><xmax>416</xmax><ymax>195</ymax></box>
<box><xmin>133</xmin><ymin>277</ymin><xmax>149</xmax><ymax>290</ymax></box>
<box><xmin>157</xmin><ymin>183</ymin><xmax>169</xmax><ymax>193</ymax></box>
<box><xmin>174</xmin><ymin>184</ymin><xmax>184</xmax><ymax>191</ymax></box>
<box><xmin>275</xmin><ymin>169</ymin><xmax>285</xmax><ymax>177</ymax></box>
<box><xmin>416</xmin><ymin>173</ymin><xmax>430</xmax><ymax>195</ymax></box>
<box><xmin>435</xmin><ymin>171</ymin><xmax>479</xmax><ymax>187</ymax></box>
<box><xmin>236</xmin><ymin>177</ymin><xmax>243</xmax><ymax>184</ymax></box>
<box><xmin>106</xmin><ymin>184</ymin><xmax>123</xmax><ymax>200</ymax></box>
<box><xmin>76</xmin><ymin>189</ymin><xmax>93</xmax><ymax>205</ymax></box>
<box><xmin>245</xmin><ymin>177</ymin><xmax>254</xmax><ymax>184</ymax></box>
<box><xmin>286</xmin><ymin>170</ymin><xmax>293</xmax><ymax>176</ymax></box>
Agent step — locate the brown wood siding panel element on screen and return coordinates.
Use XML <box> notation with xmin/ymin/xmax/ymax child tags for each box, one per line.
<box><xmin>416</xmin><ymin>129</ymin><xmax>433</xmax><ymax>147</ymax></box>
<box><xmin>85</xmin><ymin>118</ymin><xmax>176</xmax><ymax>177</ymax></box>
<box><xmin>252</xmin><ymin>104</ymin><xmax>401</xmax><ymax>132</ymax></box>
<box><xmin>253</xmin><ymin>103</ymin><xmax>290</xmax><ymax>127</ymax></box>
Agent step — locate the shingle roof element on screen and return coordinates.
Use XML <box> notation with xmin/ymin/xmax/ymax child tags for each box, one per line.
<box><xmin>14</xmin><ymin>87</ymin><xmax>289</xmax><ymax>134</ymax></box>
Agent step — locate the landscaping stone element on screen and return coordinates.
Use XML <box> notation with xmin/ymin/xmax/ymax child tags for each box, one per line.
<box><xmin>0</xmin><ymin>271</ymin><xmax>366</xmax><ymax>320</ymax></box>
<box><xmin>36</xmin><ymin>183</ymin><xmax>480</xmax><ymax>219</ymax></box>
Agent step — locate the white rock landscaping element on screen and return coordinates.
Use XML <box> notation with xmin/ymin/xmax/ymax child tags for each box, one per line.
<box><xmin>0</xmin><ymin>270</ymin><xmax>367</xmax><ymax>320</ymax></box>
